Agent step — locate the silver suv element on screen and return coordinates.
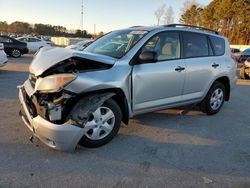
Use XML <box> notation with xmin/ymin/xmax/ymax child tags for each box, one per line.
<box><xmin>19</xmin><ymin>24</ymin><xmax>237</xmax><ymax>152</ymax></box>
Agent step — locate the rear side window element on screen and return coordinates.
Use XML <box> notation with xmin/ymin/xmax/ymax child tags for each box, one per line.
<box><xmin>182</xmin><ymin>32</ymin><xmax>209</xmax><ymax>58</ymax></box>
<box><xmin>209</xmin><ymin>36</ymin><xmax>225</xmax><ymax>56</ymax></box>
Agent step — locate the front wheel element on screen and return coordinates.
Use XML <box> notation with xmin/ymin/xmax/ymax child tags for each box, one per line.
<box><xmin>79</xmin><ymin>99</ymin><xmax>122</xmax><ymax>148</ymax></box>
<box><xmin>201</xmin><ymin>81</ymin><xmax>225</xmax><ymax>115</ymax></box>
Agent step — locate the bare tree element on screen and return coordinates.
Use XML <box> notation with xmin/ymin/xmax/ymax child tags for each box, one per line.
<box><xmin>155</xmin><ymin>4</ymin><xmax>166</xmax><ymax>25</ymax></box>
<box><xmin>162</xmin><ymin>6</ymin><xmax>174</xmax><ymax>25</ymax></box>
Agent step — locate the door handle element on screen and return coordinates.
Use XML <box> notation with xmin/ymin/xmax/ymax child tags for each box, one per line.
<box><xmin>212</xmin><ymin>63</ymin><xmax>219</xmax><ymax>68</ymax></box>
<box><xmin>175</xmin><ymin>66</ymin><xmax>185</xmax><ymax>72</ymax></box>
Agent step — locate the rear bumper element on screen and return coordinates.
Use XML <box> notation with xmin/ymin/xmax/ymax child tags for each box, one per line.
<box><xmin>18</xmin><ymin>82</ymin><xmax>85</xmax><ymax>152</ymax></box>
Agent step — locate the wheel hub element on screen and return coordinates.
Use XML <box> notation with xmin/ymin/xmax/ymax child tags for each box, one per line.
<box><xmin>210</xmin><ymin>88</ymin><xmax>224</xmax><ymax>111</ymax></box>
<box><xmin>84</xmin><ymin>106</ymin><xmax>115</xmax><ymax>141</ymax></box>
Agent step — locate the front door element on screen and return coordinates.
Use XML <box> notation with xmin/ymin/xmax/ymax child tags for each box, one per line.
<box><xmin>132</xmin><ymin>31</ymin><xmax>186</xmax><ymax>114</ymax></box>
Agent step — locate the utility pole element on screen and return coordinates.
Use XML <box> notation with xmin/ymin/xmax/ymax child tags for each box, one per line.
<box><xmin>79</xmin><ymin>0</ymin><xmax>84</xmax><ymax>31</ymax></box>
<box><xmin>94</xmin><ymin>24</ymin><xmax>96</xmax><ymax>38</ymax></box>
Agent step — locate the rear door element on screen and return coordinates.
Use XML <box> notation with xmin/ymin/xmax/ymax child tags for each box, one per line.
<box><xmin>132</xmin><ymin>31</ymin><xmax>186</xmax><ymax>114</ymax></box>
<box><xmin>181</xmin><ymin>32</ymin><xmax>222</xmax><ymax>101</ymax></box>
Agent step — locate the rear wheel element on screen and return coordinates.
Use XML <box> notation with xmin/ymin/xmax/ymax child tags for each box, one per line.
<box><xmin>201</xmin><ymin>81</ymin><xmax>225</xmax><ymax>115</ymax></box>
<box><xmin>11</xmin><ymin>49</ymin><xmax>21</xmax><ymax>58</ymax></box>
<box><xmin>79</xmin><ymin>99</ymin><xmax>122</xmax><ymax>148</ymax></box>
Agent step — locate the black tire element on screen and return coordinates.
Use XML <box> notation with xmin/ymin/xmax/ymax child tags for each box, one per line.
<box><xmin>201</xmin><ymin>81</ymin><xmax>226</xmax><ymax>115</ymax></box>
<box><xmin>11</xmin><ymin>49</ymin><xmax>21</xmax><ymax>58</ymax></box>
<box><xmin>79</xmin><ymin>99</ymin><xmax>122</xmax><ymax>148</ymax></box>
<box><xmin>240</xmin><ymin>67</ymin><xmax>246</xmax><ymax>79</ymax></box>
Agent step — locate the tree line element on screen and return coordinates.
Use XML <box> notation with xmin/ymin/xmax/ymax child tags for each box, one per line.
<box><xmin>155</xmin><ymin>0</ymin><xmax>249</xmax><ymax>45</ymax></box>
<box><xmin>0</xmin><ymin>21</ymin><xmax>93</xmax><ymax>38</ymax></box>
<box><xmin>180</xmin><ymin>0</ymin><xmax>250</xmax><ymax>45</ymax></box>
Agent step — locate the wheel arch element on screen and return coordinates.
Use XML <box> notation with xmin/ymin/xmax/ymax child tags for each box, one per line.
<box><xmin>74</xmin><ymin>88</ymin><xmax>130</xmax><ymax>125</ymax></box>
<box><xmin>213</xmin><ymin>76</ymin><xmax>230</xmax><ymax>101</ymax></box>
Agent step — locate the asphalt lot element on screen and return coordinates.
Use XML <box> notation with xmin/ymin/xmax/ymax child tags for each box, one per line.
<box><xmin>0</xmin><ymin>55</ymin><xmax>250</xmax><ymax>188</ymax></box>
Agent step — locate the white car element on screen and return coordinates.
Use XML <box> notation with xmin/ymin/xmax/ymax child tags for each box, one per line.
<box><xmin>0</xmin><ymin>43</ymin><xmax>8</xmax><ymax>67</ymax></box>
<box><xmin>16</xmin><ymin>37</ymin><xmax>51</xmax><ymax>53</ymax></box>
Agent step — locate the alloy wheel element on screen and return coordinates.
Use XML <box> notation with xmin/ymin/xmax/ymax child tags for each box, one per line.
<box><xmin>12</xmin><ymin>49</ymin><xmax>21</xmax><ymax>57</ymax></box>
<box><xmin>210</xmin><ymin>88</ymin><xmax>224</xmax><ymax>111</ymax></box>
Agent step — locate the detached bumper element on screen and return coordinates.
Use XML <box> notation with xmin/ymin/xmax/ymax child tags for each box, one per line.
<box><xmin>18</xmin><ymin>83</ymin><xmax>85</xmax><ymax>152</ymax></box>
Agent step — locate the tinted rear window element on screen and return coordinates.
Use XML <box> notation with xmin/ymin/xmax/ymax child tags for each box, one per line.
<box><xmin>209</xmin><ymin>36</ymin><xmax>225</xmax><ymax>56</ymax></box>
<box><xmin>182</xmin><ymin>32</ymin><xmax>209</xmax><ymax>58</ymax></box>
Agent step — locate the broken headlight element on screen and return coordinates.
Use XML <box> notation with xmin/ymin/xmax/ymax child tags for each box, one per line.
<box><xmin>35</xmin><ymin>74</ymin><xmax>76</xmax><ymax>93</ymax></box>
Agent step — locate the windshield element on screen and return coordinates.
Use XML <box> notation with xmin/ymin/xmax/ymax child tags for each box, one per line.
<box><xmin>84</xmin><ymin>30</ymin><xmax>148</xmax><ymax>58</ymax></box>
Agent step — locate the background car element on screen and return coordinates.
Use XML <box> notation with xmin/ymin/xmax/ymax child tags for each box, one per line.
<box><xmin>66</xmin><ymin>39</ymin><xmax>94</xmax><ymax>51</ymax></box>
<box><xmin>0</xmin><ymin>43</ymin><xmax>8</xmax><ymax>67</ymax></box>
<box><xmin>240</xmin><ymin>57</ymin><xmax>250</xmax><ymax>79</ymax></box>
<box><xmin>17</xmin><ymin>37</ymin><xmax>51</xmax><ymax>53</ymax></box>
<box><xmin>239</xmin><ymin>48</ymin><xmax>250</xmax><ymax>63</ymax></box>
<box><xmin>0</xmin><ymin>35</ymin><xmax>28</xmax><ymax>58</ymax></box>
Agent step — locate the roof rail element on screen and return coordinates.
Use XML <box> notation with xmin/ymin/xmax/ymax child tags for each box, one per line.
<box><xmin>165</xmin><ymin>24</ymin><xmax>220</xmax><ymax>35</ymax></box>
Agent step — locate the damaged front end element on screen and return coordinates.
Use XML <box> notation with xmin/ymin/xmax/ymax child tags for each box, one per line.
<box><xmin>19</xmin><ymin>47</ymin><xmax>116</xmax><ymax>151</ymax></box>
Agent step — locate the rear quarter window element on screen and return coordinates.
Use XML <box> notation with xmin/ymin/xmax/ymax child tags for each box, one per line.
<box><xmin>209</xmin><ymin>36</ymin><xmax>225</xmax><ymax>56</ymax></box>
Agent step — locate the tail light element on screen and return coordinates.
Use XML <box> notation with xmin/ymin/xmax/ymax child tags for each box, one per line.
<box><xmin>231</xmin><ymin>53</ymin><xmax>237</xmax><ymax>63</ymax></box>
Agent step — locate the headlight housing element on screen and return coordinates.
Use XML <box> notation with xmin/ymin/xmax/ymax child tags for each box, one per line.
<box><xmin>35</xmin><ymin>74</ymin><xmax>76</xmax><ymax>93</ymax></box>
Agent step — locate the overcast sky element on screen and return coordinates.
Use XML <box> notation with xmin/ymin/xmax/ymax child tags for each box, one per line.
<box><xmin>0</xmin><ymin>0</ymin><xmax>212</xmax><ymax>33</ymax></box>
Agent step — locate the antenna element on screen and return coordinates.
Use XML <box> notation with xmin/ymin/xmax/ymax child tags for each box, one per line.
<box><xmin>79</xmin><ymin>0</ymin><xmax>84</xmax><ymax>31</ymax></box>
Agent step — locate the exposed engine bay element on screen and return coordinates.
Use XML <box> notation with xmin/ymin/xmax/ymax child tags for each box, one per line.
<box><xmin>41</xmin><ymin>57</ymin><xmax>113</xmax><ymax>77</ymax></box>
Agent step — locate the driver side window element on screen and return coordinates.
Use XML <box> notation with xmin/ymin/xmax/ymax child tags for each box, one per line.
<box><xmin>142</xmin><ymin>32</ymin><xmax>180</xmax><ymax>62</ymax></box>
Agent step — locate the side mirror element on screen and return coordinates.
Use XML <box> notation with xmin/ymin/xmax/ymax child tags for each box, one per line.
<box><xmin>139</xmin><ymin>51</ymin><xmax>158</xmax><ymax>64</ymax></box>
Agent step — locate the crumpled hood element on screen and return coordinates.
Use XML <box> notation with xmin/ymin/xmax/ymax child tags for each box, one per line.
<box><xmin>29</xmin><ymin>47</ymin><xmax>117</xmax><ymax>76</ymax></box>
